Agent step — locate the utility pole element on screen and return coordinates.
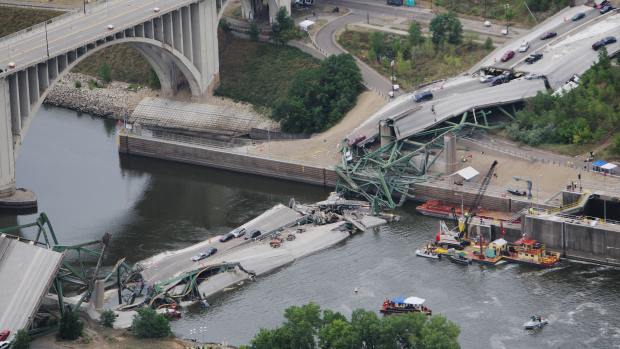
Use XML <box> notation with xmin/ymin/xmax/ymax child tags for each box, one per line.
<box><xmin>44</xmin><ymin>21</ymin><xmax>50</xmax><ymax>58</ymax></box>
<box><xmin>83</xmin><ymin>0</ymin><xmax>86</xmax><ymax>14</ymax></box>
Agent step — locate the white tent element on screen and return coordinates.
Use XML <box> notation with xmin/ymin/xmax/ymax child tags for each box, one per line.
<box><xmin>403</xmin><ymin>296</ymin><xmax>425</xmax><ymax>305</ymax></box>
<box><xmin>601</xmin><ymin>163</ymin><xmax>617</xmax><ymax>171</ymax></box>
<box><xmin>451</xmin><ymin>166</ymin><xmax>480</xmax><ymax>181</ymax></box>
<box><xmin>299</xmin><ymin>20</ymin><xmax>315</xmax><ymax>32</ymax></box>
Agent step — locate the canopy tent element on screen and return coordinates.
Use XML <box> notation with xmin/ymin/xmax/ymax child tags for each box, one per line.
<box><xmin>592</xmin><ymin>160</ymin><xmax>607</xmax><ymax>167</ymax></box>
<box><xmin>298</xmin><ymin>20</ymin><xmax>315</xmax><ymax>31</ymax></box>
<box><xmin>490</xmin><ymin>238</ymin><xmax>508</xmax><ymax>248</ymax></box>
<box><xmin>390</xmin><ymin>296</ymin><xmax>425</xmax><ymax>305</ymax></box>
<box><xmin>601</xmin><ymin>163</ymin><xmax>617</xmax><ymax>170</ymax></box>
<box><xmin>451</xmin><ymin>166</ymin><xmax>479</xmax><ymax>181</ymax></box>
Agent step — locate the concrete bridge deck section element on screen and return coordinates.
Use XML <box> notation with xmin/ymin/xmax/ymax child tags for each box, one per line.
<box><xmin>0</xmin><ymin>0</ymin><xmax>223</xmax><ymax>201</ymax></box>
<box><xmin>0</xmin><ymin>235</ymin><xmax>64</xmax><ymax>342</ymax></box>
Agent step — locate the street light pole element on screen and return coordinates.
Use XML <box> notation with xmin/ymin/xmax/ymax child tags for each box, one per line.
<box><xmin>44</xmin><ymin>21</ymin><xmax>50</xmax><ymax>58</ymax></box>
<box><xmin>83</xmin><ymin>0</ymin><xmax>86</xmax><ymax>14</ymax></box>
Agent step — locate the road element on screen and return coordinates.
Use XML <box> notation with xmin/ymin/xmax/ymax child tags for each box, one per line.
<box><xmin>0</xmin><ymin>0</ymin><xmax>197</xmax><ymax>74</ymax></box>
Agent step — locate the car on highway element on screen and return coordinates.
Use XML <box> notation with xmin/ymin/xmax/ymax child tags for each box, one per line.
<box><xmin>107</xmin><ymin>24</ymin><xmax>115</xmax><ymax>30</ymax></box>
<box><xmin>479</xmin><ymin>74</ymin><xmax>493</xmax><ymax>83</ymax></box>
<box><xmin>231</xmin><ymin>227</ymin><xmax>246</xmax><ymax>238</ymax></box>
<box><xmin>249</xmin><ymin>229</ymin><xmax>262</xmax><ymax>239</ymax></box>
<box><xmin>413</xmin><ymin>90</ymin><xmax>433</xmax><ymax>103</ymax></box>
<box><xmin>219</xmin><ymin>232</ymin><xmax>234</xmax><ymax>242</ymax></box>
<box><xmin>490</xmin><ymin>74</ymin><xmax>510</xmax><ymax>86</ymax></box>
<box><xmin>525</xmin><ymin>53</ymin><xmax>543</xmax><ymax>64</ymax></box>
<box><xmin>524</xmin><ymin>73</ymin><xmax>543</xmax><ymax>80</ymax></box>
<box><xmin>592</xmin><ymin>36</ymin><xmax>617</xmax><ymax>50</ymax></box>
<box><xmin>386</xmin><ymin>0</ymin><xmax>403</xmax><ymax>6</ymax></box>
<box><xmin>0</xmin><ymin>341</ymin><xmax>9</xmax><ymax>349</ymax></box>
<box><xmin>0</xmin><ymin>331</ymin><xmax>8</xmax><ymax>342</ymax></box>
<box><xmin>572</xmin><ymin>12</ymin><xmax>586</xmax><ymax>21</ymax></box>
<box><xmin>540</xmin><ymin>31</ymin><xmax>557</xmax><ymax>40</ymax></box>
<box><xmin>518</xmin><ymin>41</ymin><xmax>529</xmax><ymax>53</ymax></box>
<box><xmin>600</xmin><ymin>5</ymin><xmax>613</xmax><ymax>14</ymax></box>
<box><xmin>500</xmin><ymin>50</ymin><xmax>515</xmax><ymax>62</ymax></box>
<box><xmin>191</xmin><ymin>247</ymin><xmax>218</xmax><ymax>262</ymax></box>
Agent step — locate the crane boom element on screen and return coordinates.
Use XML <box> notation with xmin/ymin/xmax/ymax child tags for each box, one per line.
<box><xmin>465</xmin><ymin>160</ymin><xmax>498</xmax><ymax>229</ymax></box>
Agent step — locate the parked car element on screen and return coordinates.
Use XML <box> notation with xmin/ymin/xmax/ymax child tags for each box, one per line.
<box><xmin>219</xmin><ymin>232</ymin><xmax>234</xmax><ymax>242</ymax></box>
<box><xmin>518</xmin><ymin>41</ymin><xmax>529</xmax><ymax>52</ymax></box>
<box><xmin>413</xmin><ymin>90</ymin><xmax>433</xmax><ymax>103</ymax></box>
<box><xmin>600</xmin><ymin>5</ymin><xmax>613</xmax><ymax>14</ymax></box>
<box><xmin>0</xmin><ymin>341</ymin><xmax>9</xmax><ymax>349</ymax></box>
<box><xmin>525</xmin><ymin>73</ymin><xmax>543</xmax><ymax>80</ymax></box>
<box><xmin>0</xmin><ymin>330</ymin><xmax>9</xmax><ymax>342</ymax></box>
<box><xmin>386</xmin><ymin>0</ymin><xmax>403</xmax><ymax>6</ymax></box>
<box><xmin>501</xmin><ymin>50</ymin><xmax>515</xmax><ymax>62</ymax></box>
<box><xmin>572</xmin><ymin>12</ymin><xmax>586</xmax><ymax>21</ymax></box>
<box><xmin>191</xmin><ymin>252</ymin><xmax>208</xmax><ymax>262</ymax></box>
<box><xmin>231</xmin><ymin>227</ymin><xmax>246</xmax><ymax>238</ymax></box>
<box><xmin>525</xmin><ymin>53</ymin><xmax>543</xmax><ymax>64</ymax></box>
<box><xmin>540</xmin><ymin>31</ymin><xmax>557</xmax><ymax>40</ymax></box>
<box><xmin>592</xmin><ymin>36</ymin><xmax>617</xmax><ymax>50</ymax></box>
<box><xmin>249</xmin><ymin>229</ymin><xmax>262</xmax><ymax>239</ymax></box>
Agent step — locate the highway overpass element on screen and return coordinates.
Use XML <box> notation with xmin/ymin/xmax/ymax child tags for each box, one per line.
<box><xmin>0</xmin><ymin>0</ymin><xmax>225</xmax><ymax>203</ymax></box>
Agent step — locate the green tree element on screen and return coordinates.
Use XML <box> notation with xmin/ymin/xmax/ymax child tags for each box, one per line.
<box><xmin>407</xmin><ymin>21</ymin><xmax>424</xmax><ymax>47</ymax></box>
<box><xmin>369</xmin><ymin>31</ymin><xmax>385</xmax><ymax>61</ymax></box>
<box><xmin>319</xmin><ymin>319</ymin><xmax>359</xmax><ymax>349</ymax></box>
<box><xmin>58</xmin><ymin>309</ymin><xmax>84</xmax><ymax>340</ymax></box>
<box><xmin>429</xmin><ymin>12</ymin><xmax>462</xmax><ymax>47</ymax></box>
<box><xmin>147</xmin><ymin>68</ymin><xmax>160</xmax><ymax>89</ymax></box>
<box><xmin>420</xmin><ymin>315</ymin><xmax>460</xmax><ymax>349</ymax></box>
<box><xmin>350</xmin><ymin>309</ymin><xmax>381</xmax><ymax>349</ymax></box>
<box><xmin>250</xmin><ymin>22</ymin><xmax>260</xmax><ymax>41</ymax></box>
<box><xmin>100</xmin><ymin>309</ymin><xmax>117</xmax><ymax>328</ymax></box>
<box><xmin>272</xmin><ymin>7</ymin><xmax>297</xmax><ymax>44</ymax></box>
<box><xmin>611</xmin><ymin>134</ymin><xmax>620</xmax><ymax>155</ymax></box>
<box><xmin>484</xmin><ymin>36</ymin><xmax>493</xmax><ymax>50</ymax></box>
<box><xmin>12</xmin><ymin>329</ymin><xmax>30</xmax><ymax>349</ymax></box>
<box><xmin>131</xmin><ymin>308</ymin><xmax>172</xmax><ymax>338</ymax></box>
<box><xmin>219</xmin><ymin>18</ymin><xmax>231</xmax><ymax>32</ymax></box>
<box><xmin>97</xmin><ymin>63</ymin><xmax>112</xmax><ymax>83</ymax></box>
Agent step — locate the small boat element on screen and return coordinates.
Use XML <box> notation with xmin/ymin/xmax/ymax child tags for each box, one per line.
<box><xmin>524</xmin><ymin>315</ymin><xmax>548</xmax><ymax>330</ymax></box>
<box><xmin>380</xmin><ymin>296</ymin><xmax>432</xmax><ymax>316</ymax></box>
<box><xmin>416</xmin><ymin>248</ymin><xmax>441</xmax><ymax>259</ymax></box>
<box><xmin>448</xmin><ymin>252</ymin><xmax>471</xmax><ymax>265</ymax></box>
<box><xmin>504</xmin><ymin>237</ymin><xmax>560</xmax><ymax>268</ymax></box>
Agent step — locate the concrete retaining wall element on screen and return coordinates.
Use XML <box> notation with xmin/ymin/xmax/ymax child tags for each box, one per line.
<box><xmin>119</xmin><ymin>133</ymin><xmax>337</xmax><ymax>187</ymax></box>
<box><xmin>525</xmin><ymin>215</ymin><xmax>620</xmax><ymax>266</ymax></box>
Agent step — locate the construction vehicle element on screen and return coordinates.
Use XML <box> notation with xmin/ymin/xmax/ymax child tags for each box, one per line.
<box><xmin>464</xmin><ymin>161</ymin><xmax>498</xmax><ymax>234</ymax></box>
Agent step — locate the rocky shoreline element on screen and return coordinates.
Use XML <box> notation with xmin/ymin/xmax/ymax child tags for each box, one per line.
<box><xmin>45</xmin><ymin>72</ymin><xmax>156</xmax><ymax>120</ymax></box>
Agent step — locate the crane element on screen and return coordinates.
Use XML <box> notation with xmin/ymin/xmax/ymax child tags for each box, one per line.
<box><xmin>464</xmin><ymin>160</ymin><xmax>498</xmax><ymax>235</ymax></box>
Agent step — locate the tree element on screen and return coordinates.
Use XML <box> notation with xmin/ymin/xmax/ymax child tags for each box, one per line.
<box><xmin>429</xmin><ymin>12</ymin><xmax>462</xmax><ymax>47</ymax></box>
<box><xmin>350</xmin><ymin>309</ymin><xmax>381</xmax><ymax>349</ymax></box>
<box><xmin>97</xmin><ymin>63</ymin><xmax>112</xmax><ymax>83</ymax></box>
<box><xmin>272</xmin><ymin>7</ymin><xmax>297</xmax><ymax>44</ymax></box>
<box><xmin>58</xmin><ymin>309</ymin><xmax>84</xmax><ymax>340</ymax></box>
<box><xmin>407</xmin><ymin>21</ymin><xmax>424</xmax><ymax>47</ymax></box>
<box><xmin>611</xmin><ymin>134</ymin><xmax>620</xmax><ymax>156</ymax></box>
<box><xmin>419</xmin><ymin>315</ymin><xmax>460</xmax><ymax>349</ymax></box>
<box><xmin>319</xmin><ymin>319</ymin><xmax>359</xmax><ymax>349</ymax></box>
<box><xmin>147</xmin><ymin>68</ymin><xmax>160</xmax><ymax>89</ymax></box>
<box><xmin>12</xmin><ymin>330</ymin><xmax>30</xmax><ymax>349</ymax></box>
<box><xmin>100</xmin><ymin>309</ymin><xmax>117</xmax><ymax>328</ymax></box>
<box><xmin>250</xmin><ymin>22</ymin><xmax>260</xmax><ymax>41</ymax></box>
<box><xmin>219</xmin><ymin>18</ymin><xmax>231</xmax><ymax>32</ymax></box>
<box><xmin>131</xmin><ymin>308</ymin><xmax>172</xmax><ymax>338</ymax></box>
<box><xmin>369</xmin><ymin>31</ymin><xmax>385</xmax><ymax>61</ymax></box>
<box><xmin>484</xmin><ymin>37</ymin><xmax>493</xmax><ymax>50</ymax></box>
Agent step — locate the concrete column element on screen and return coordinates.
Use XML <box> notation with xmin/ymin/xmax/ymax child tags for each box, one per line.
<box><xmin>129</xmin><ymin>43</ymin><xmax>176</xmax><ymax>96</ymax></box>
<box><xmin>135</xmin><ymin>23</ymin><xmax>144</xmax><ymax>37</ymax></box>
<box><xmin>7</xmin><ymin>75</ymin><xmax>20</xmax><ymax>137</ymax></box>
<box><xmin>153</xmin><ymin>17</ymin><xmax>164</xmax><ymax>42</ymax></box>
<box><xmin>268</xmin><ymin>0</ymin><xmax>290</xmax><ymax>24</ymax></box>
<box><xmin>181</xmin><ymin>6</ymin><xmax>193</xmax><ymax>63</ymax></box>
<box><xmin>190</xmin><ymin>3</ymin><xmax>202</xmax><ymax>66</ymax></box>
<box><xmin>93</xmin><ymin>279</ymin><xmax>105</xmax><ymax>310</ymax></box>
<box><xmin>444</xmin><ymin>132</ymin><xmax>457</xmax><ymax>175</ymax></box>
<box><xmin>172</xmin><ymin>10</ymin><xmax>183</xmax><ymax>54</ymax></box>
<box><xmin>163</xmin><ymin>13</ymin><xmax>173</xmax><ymax>47</ymax></box>
<box><xmin>58</xmin><ymin>53</ymin><xmax>68</xmax><ymax>73</ymax></box>
<box><xmin>38</xmin><ymin>63</ymin><xmax>49</xmax><ymax>95</ymax></box>
<box><xmin>195</xmin><ymin>0</ymin><xmax>220</xmax><ymax>94</ymax></box>
<box><xmin>240</xmin><ymin>0</ymin><xmax>253</xmax><ymax>20</ymax></box>
<box><xmin>27</xmin><ymin>66</ymin><xmax>38</xmax><ymax>105</ymax></box>
<box><xmin>0</xmin><ymin>78</ymin><xmax>16</xmax><ymax>197</ymax></box>
<box><xmin>144</xmin><ymin>20</ymin><xmax>154</xmax><ymax>39</ymax></box>
<box><xmin>48</xmin><ymin>57</ymin><xmax>58</xmax><ymax>81</ymax></box>
<box><xmin>17</xmin><ymin>70</ymin><xmax>30</xmax><ymax>120</ymax></box>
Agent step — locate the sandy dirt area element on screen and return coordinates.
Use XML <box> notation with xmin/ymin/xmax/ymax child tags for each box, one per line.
<box><xmin>242</xmin><ymin>91</ymin><xmax>386</xmax><ymax>167</ymax></box>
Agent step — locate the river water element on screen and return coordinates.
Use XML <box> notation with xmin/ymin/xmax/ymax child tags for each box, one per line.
<box><xmin>2</xmin><ymin>106</ymin><xmax>620</xmax><ymax>349</ymax></box>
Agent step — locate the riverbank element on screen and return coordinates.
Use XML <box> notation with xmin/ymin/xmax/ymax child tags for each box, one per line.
<box><xmin>44</xmin><ymin>72</ymin><xmax>156</xmax><ymax>119</ymax></box>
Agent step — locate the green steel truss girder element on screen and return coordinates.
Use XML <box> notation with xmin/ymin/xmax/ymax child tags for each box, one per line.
<box><xmin>337</xmin><ymin>105</ymin><xmax>513</xmax><ymax>210</ymax></box>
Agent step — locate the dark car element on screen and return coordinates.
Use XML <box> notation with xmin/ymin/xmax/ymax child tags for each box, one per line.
<box><xmin>540</xmin><ymin>32</ymin><xmax>557</xmax><ymax>40</ymax></box>
<box><xmin>572</xmin><ymin>12</ymin><xmax>586</xmax><ymax>21</ymax></box>
<box><xmin>525</xmin><ymin>53</ymin><xmax>543</xmax><ymax>64</ymax></box>
<box><xmin>490</xmin><ymin>74</ymin><xmax>509</xmax><ymax>86</ymax></box>
<box><xmin>500</xmin><ymin>50</ymin><xmax>515</xmax><ymax>62</ymax></box>
<box><xmin>413</xmin><ymin>90</ymin><xmax>433</xmax><ymax>103</ymax></box>
<box><xmin>386</xmin><ymin>0</ymin><xmax>403</xmax><ymax>5</ymax></box>
<box><xmin>600</xmin><ymin>5</ymin><xmax>613</xmax><ymax>14</ymax></box>
<box><xmin>219</xmin><ymin>232</ymin><xmax>234</xmax><ymax>242</ymax></box>
<box><xmin>592</xmin><ymin>36</ymin><xmax>617</xmax><ymax>50</ymax></box>
<box><xmin>249</xmin><ymin>229</ymin><xmax>262</xmax><ymax>239</ymax></box>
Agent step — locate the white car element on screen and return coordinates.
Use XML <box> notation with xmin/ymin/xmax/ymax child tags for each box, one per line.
<box><xmin>107</xmin><ymin>24</ymin><xmax>114</xmax><ymax>30</ymax></box>
<box><xmin>231</xmin><ymin>227</ymin><xmax>246</xmax><ymax>238</ymax></box>
<box><xmin>484</xmin><ymin>20</ymin><xmax>491</xmax><ymax>27</ymax></box>
<box><xmin>518</xmin><ymin>41</ymin><xmax>529</xmax><ymax>52</ymax></box>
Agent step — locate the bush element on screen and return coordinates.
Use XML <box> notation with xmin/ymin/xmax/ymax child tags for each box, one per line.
<box><xmin>58</xmin><ymin>309</ymin><xmax>84</xmax><ymax>340</ymax></box>
<box><xmin>271</xmin><ymin>7</ymin><xmax>299</xmax><ymax>44</ymax></box>
<box><xmin>484</xmin><ymin>37</ymin><xmax>493</xmax><ymax>50</ymax></box>
<box><xmin>88</xmin><ymin>79</ymin><xmax>100</xmax><ymax>90</ymax></box>
<box><xmin>100</xmin><ymin>309</ymin><xmax>117</xmax><ymax>328</ymax></box>
<box><xmin>97</xmin><ymin>63</ymin><xmax>112</xmax><ymax>83</ymax></box>
<box><xmin>219</xmin><ymin>18</ymin><xmax>231</xmax><ymax>32</ymax></box>
<box><xmin>429</xmin><ymin>12</ymin><xmax>463</xmax><ymax>47</ymax></box>
<box><xmin>12</xmin><ymin>329</ymin><xmax>30</xmax><ymax>349</ymax></box>
<box><xmin>74</xmin><ymin>80</ymin><xmax>82</xmax><ymax>88</ymax></box>
<box><xmin>250</xmin><ymin>22</ymin><xmax>260</xmax><ymax>41</ymax></box>
<box><xmin>131</xmin><ymin>308</ymin><xmax>171</xmax><ymax>338</ymax></box>
<box><xmin>147</xmin><ymin>68</ymin><xmax>161</xmax><ymax>89</ymax></box>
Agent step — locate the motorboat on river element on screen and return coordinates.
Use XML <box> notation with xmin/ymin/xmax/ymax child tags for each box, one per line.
<box><xmin>504</xmin><ymin>237</ymin><xmax>560</xmax><ymax>268</ymax></box>
<box><xmin>448</xmin><ymin>251</ymin><xmax>472</xmax><ymax>265</ymax></box>
<box><xmin>524</xmin><ymin>315</ymin><xmax>548</xmax><ymax>329</ymax></box>
<box><xmin>416</xmin><ymin>247</ymin><xmax>441</xmax><ymax>259</ymax></box>
<box><xmin>380</xmin><ymin>296</ymin><xmax>432</xmax><ymax>316</ymax></box>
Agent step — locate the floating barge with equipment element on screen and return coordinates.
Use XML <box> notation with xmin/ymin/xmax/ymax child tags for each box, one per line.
<box><xmin>380</xmin><ymin>296</ymin><xmax>432</xmax><ymax>316</ymax></box>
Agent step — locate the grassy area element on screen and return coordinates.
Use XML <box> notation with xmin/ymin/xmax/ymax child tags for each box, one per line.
<box><xmin>0</xmin><ymin>7</ymin><xmax>63</xmax><ymax>38</ymax></box>
<box><xmin>73</xmin><ymin>45</ymin><xmax>153</xmax><ymax>85</ymax></box>
<box><xmin>215</xmin><ymin>34</ymin><xmax>320</xmax><ymax>108</ymax></box>
<box><xmin>432</xmin><ymin>0</ymin><xmax>571</xmax><ymax>26</ymax></box>
<box><xmin>338</xmin><ymin>29</ymin><xmax>490</xmax><ymax>90</ymax></box>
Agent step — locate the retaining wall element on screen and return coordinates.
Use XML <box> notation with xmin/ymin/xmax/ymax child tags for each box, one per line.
<box><xmin>119</xmin><ymin>133</ymin><xmax>338</xmax><ymax>187</ymax></box>
<box><xmin>525</xmin><ymin>215</ymin><xmax>620</xmax><ymax>266</ymax></box>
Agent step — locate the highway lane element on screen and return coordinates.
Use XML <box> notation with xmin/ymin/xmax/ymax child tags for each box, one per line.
<box><xmin>0</xmin><ymin>0</ymin><xmax>196</xmax><ymax>72</ymax></box>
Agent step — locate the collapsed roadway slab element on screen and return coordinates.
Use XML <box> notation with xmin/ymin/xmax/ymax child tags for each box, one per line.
<box><xmin>0</xmin><ymin>235</ymin><xmax>63</xmax><ymax>342</ymax></box>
